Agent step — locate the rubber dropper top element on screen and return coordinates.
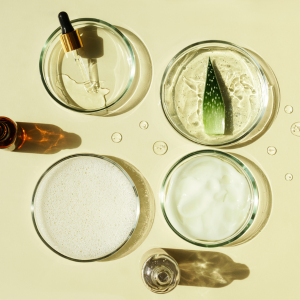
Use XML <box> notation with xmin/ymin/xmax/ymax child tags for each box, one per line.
<box><xmin>58</xmin><ymin>11</ymin><xmax>83</xmax><ymax>53</ymax></box>
<box><xmin>58</xmin><ymin>12</ymin><xmax>74</xmax><ymax>34</ymax></box>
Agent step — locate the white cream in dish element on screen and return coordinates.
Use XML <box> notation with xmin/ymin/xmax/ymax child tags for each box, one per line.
<box><xmin>165</xmin><ymin>156</ymin><xmax>251</xmax><ymax>241</ymax></box>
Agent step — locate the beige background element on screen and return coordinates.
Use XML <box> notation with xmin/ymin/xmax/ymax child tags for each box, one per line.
<box><xmin>0</xmin><ymin>0</ymin><xmax>298</xmax><ymax>299</ymax></box>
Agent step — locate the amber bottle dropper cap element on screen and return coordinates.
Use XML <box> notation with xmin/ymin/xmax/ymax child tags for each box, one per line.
<box><xmin>58</xmin><ymin>12</ymin><xmax>83</xmax><ymax>53</ymax></box>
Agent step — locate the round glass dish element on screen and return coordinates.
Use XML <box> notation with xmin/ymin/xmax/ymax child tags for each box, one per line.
<box><xmin>160</xmin><ymin>150</ymin><xmax>258</xmax><ymax>247</ymax></box>
<box><xmin>40</xmin><ymin>18</ymin><xmax>135</xmax><ymax>114</ymax></box>
<box><xmin>161</xmin><ymin>40</ymin><xmax>269</xmax><ymax>146</ymax></box>
<box><xmin>31</xmin><ymin>154</ymin><xmax>140</xmax><ymax>262</ymax></box>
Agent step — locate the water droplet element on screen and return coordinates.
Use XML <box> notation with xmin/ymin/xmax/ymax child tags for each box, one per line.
<box><xmin>139</xmin><ymin>121</ymin><xmax>149</xmax><ymax>130</ymax></box>
<box><xmin>285</xmin><ymin>173</ymin><xmax>293</xmax><ymax>181</ymax></box>
<box><xmin>153</xmin><ymin>141</ymin><xmax>168</xmax><ymax>155</ymax></box>
<box><xmin>267</xmin><ymin>146</ymin><xmax>277</xmax><ymax>155</ymax></box>
<box><xmin>291</xmin><ymin>123</ymin><xmax>300</xmax><ymax>137</ymax></box>
<box><xmin>111</xmin><ymin>132</ymin><xmax>122</xmax><ymax>143</ymax></box>
<box><xmin>284</xmin><ymin>105</ymin><xmax>293</xmax><ymax>114</ymax></box>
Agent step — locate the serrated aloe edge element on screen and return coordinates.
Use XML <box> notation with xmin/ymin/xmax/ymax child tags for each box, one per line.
<box><xmin>202</xmin><ymin>57</ymin><xmax>225</xmax><ymax>135</ymax></box>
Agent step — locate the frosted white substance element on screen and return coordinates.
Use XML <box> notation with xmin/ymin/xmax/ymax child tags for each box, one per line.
<box><xmin>165</xmin><ymin>156</ymin><xmax>251</xmax><ymax>241</ymax></box>
<box><xmin>34</xmin><ymin>156</ymin><xmax>138</xmax><ymax>260</ymax></box>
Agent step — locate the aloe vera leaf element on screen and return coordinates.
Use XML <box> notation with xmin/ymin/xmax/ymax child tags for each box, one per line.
<box><xmin>203</xmin><ymin>57</ymin><xmax>225</xmax><ymax>135</ymax></box>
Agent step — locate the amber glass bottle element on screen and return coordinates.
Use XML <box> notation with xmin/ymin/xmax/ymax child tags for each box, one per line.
<box><xmin>0</xmin><ymin>117</ymin><xmax>25</xmax><ymax>150</ymax></box>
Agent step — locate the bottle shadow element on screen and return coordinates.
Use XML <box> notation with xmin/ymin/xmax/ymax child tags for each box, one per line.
<box><xmin>164</xmin><ymin>249</ymin><xmax>250</xmax><ymax>288</ymax></box>
<box><xmin>79</xmin><ymin>26</ymin><xmax>104</xmax><ymax>59</ymax></box>
<box><xmin>14</xmin><ymin>122</ymin><xmax>81</xmax><ymax>154</ymax></box>
<box><xmin>100</xmin><ymin>157</ymin><xmax>155</xmax><ymax>261</ymax></box>
<box><xmin>78</xmin><ymin>26</ymin><xmax>104</xmax><ymax>90</ymax></box>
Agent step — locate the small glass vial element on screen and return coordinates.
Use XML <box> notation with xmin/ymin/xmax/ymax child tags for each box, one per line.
<box><xmin>140</xmin><ymin>249</ymin><xmax>180</xmax><ymax>294</ymax></box>
<box><xmin>0</xmin><ymin>117</ymin><xmax>25</xmax><ymax>151</ymax></box>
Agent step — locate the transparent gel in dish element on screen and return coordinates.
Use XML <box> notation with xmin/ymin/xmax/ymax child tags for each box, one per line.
<box><xmin>161</xmin><ymin>150</ymin><xmax>258</xmax><ymax>247</ymax></box>
<box><xmin>40</xmin><ymin>19</ymin><xmax>135</xmax><ymax>113</ymax></box>
<box><xmin>161</xmin><ymin>41</ymin><xmax>268</xmax><ymax>146</ymax></box>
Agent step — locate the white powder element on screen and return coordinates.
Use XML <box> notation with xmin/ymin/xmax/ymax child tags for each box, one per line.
<box><xmin>34</xmin><ymin>156</ymin><xmax>138</xmax><ymax>260</ymax></box>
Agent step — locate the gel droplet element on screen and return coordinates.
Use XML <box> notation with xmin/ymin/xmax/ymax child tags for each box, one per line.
<box><xmin>139</xmin><ymin>121</ymin><xmax>149</xmax><ymax>130</ymax></box>
<box><xmin>153</xmin><ymin>141</ymin><xmax>168</xmax><ymax>155</ymax></box>
<box><xmin>111</xmin><ymin>133</ymin><xmax>122</xmax><ymax>143</ymax></box>
<box><xmin>285</xmin><ymin>173</ymin><xmax>293</xmax><ymax>181</ymax></box>
<box><xmin>284</xmin><ymin>105</ymin><xmax>293</xmax><ymax>114</ymax></box>
<box><xmin>291</xmin><ymin>123</ymin><xmax>300</xmax><ymax>137</ymax></box>
<box><xmin>267</xmin><ymin>146</ymin><xmax>277</xmax><ymax>155</ymax></box>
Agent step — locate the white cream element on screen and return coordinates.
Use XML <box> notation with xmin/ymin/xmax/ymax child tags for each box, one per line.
<box><xmin>165</xmin><ymin>156</ymin><xmax>251</xmax><ymax>241</ymax></box>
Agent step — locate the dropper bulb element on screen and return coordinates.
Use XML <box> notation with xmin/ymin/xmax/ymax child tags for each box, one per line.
<box><xmin>58</xmin><ymin>12</ymin><xmax>74</xmax><ymax>34</ymax></box>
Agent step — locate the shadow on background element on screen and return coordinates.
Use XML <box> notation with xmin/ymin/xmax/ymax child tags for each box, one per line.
<box><xmin>164</xmin><ymin>249</ymin><xmax>250</xmax><ymax>288</ymax></box>
<box><xmin>14</xmin><ymin>123</ymin><xmax>81</xmax><ymax>154</ymax></box>
<box><xmin>100</xmin><ymin>157</ymin><xmax>155</xmax><ymax>261</ymax></box>
<box><xmin>222</xmin><ymin>48</ymin><xmax>280</xmax><ymax>149</ymax></box>
<box><xmin>224</xmin><ymin>153</ymin><xmax>272</xmax><ymax>247</ymax></box>
<box><xmin>101</xmin><ymin>26</ymin><xmax>152</xmax><ymax>116</ymax></box>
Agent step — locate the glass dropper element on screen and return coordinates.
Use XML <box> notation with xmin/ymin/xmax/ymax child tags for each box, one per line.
<box><xmin>58</xmin><ymin>12</ymin><xmax>97</xmax><ymax>93</ymax></box>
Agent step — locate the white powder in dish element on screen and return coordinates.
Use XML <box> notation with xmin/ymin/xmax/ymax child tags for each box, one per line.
<box><xmin>34</xmin><ymin>156</ymin><xmax>138</xmax><ymax>260</ymax></box>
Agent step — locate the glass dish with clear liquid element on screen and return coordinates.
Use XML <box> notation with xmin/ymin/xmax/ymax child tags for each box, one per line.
<box><xmin>161</xmin><ymin>41</ymin><xmax>269</xmax><ymax>146</ymax></box>
<box><xmin>40</xmin><ymin>19</ymin><xmax>135</xmax><ymax>114</ymax></box>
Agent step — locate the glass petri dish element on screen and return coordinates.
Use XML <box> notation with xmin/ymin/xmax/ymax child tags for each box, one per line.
<box><xmin>160</xmin><ymin>150</ymin><xmax>258</xmax><ymax>247</ymax></box>
<box><xmin>40</xmin><ymin>18</ymin><xmax>135</xmax><ymax>114</ymax></box>
<box><xmin>161</xmin><ymin>40</ymin><xmax>269</xmax><ymax>146</ymax></box>
<box><xmin>32</xmin><ymin>154</ymin><xmax>140</xmax><ymax>262</ymax></box>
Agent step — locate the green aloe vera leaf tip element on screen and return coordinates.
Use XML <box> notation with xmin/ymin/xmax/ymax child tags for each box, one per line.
<box><xmin>203</xmin><ymin>57</ymin><xmax>225</xmax><ymax>135</ymax></box>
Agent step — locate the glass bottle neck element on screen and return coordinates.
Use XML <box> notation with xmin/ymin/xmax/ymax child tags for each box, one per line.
<box><xmin>0</xmin><ymin>122</ymin><xmax>9</xmax><ymax>142</ymax></box>
<box><xmin>151</xmin><ymin>266</ymin><xmax>173</xmax><ymax>288</ymax></box>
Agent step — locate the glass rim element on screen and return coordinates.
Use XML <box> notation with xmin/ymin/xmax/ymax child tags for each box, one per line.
<box><xmin>160</xmin><ymin>40</ymin><xmax>269</xmax><ymax>146</ymax></box>
<box><xmin>39</xmin><ymin>18</ymin><xmax>136</xmax><ymax>113</ymax></box>
<box><xmin>160</xmin><ymin>150</ymin><xmax>259</xmax><ymax>247</ymax></box>
<box><xmin>31</xmin><ymin>153</ymin><xmax>140</xmax><ymax>262</ymax></box>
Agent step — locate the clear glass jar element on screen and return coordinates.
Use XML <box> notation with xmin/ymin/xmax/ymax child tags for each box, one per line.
<box><xmin>160</xmin><ymin>150</ymin><xmax>259</xmax><ymax>247</ymax></box>
<box><xmin>140</xmin><ymin>249</ymin><xmax>180</xmax><ymax>294</ymax></box>
<box><xmin>161</xmin><ymin>40</ymin><xmax>278</xmax><ymax>146</ymax></box>
<box><xmin>40</xmin><ymin>19</ymin><xmax>135</xmax><ymax>115</ymax></box>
